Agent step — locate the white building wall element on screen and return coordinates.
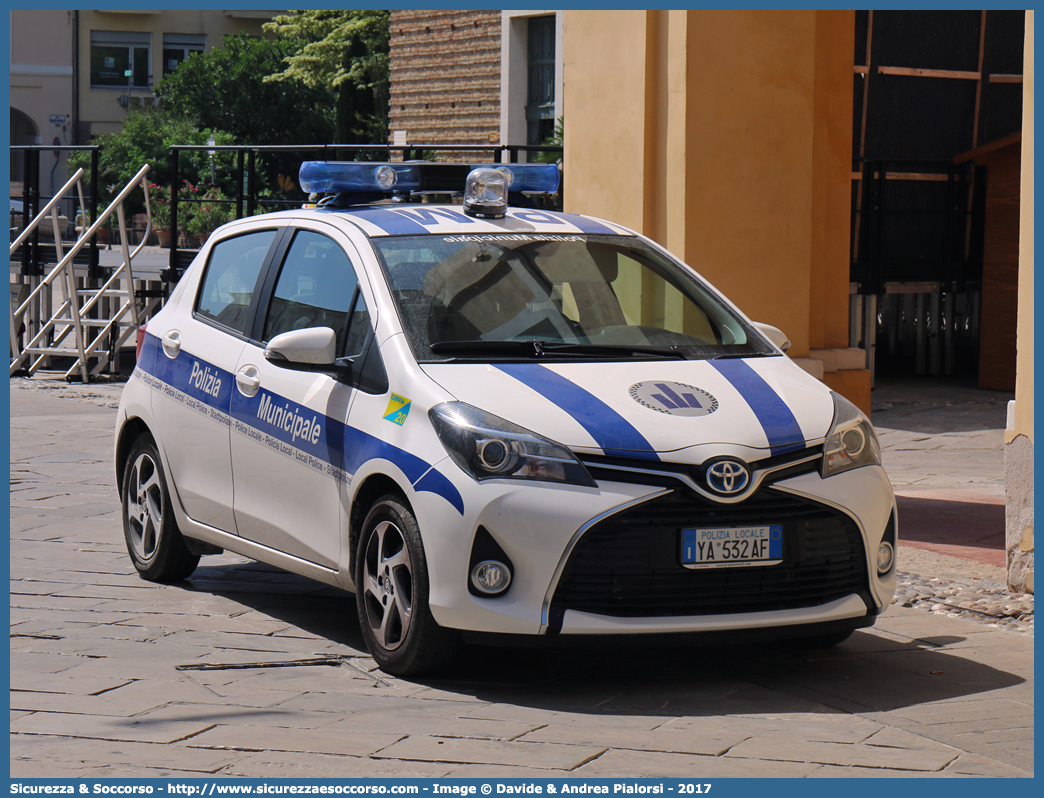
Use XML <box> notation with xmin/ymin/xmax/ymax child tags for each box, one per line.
<box><xmin>500</xmin><ymin>10</ymin><xmax>563</xmax><ymax>157</ymax></box>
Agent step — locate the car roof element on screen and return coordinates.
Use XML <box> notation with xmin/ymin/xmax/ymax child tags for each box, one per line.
<box><xmin>249</xmin><ymin>204</ymin><xmax>635</xmax><ymax>239</ymax></box>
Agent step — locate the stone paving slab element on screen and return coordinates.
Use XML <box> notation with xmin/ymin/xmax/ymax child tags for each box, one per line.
<box><xmin>444</xmin><ymin>765</ymin><xmax>585</xmax><ymax>778</ymax></box>
<box><xmin>187</xmin><ymin>725</ymin><xmax>405</xmax><ymax>758</ymax></box>
<box><xmin>8</xmin><ymin>378</ymin><xmax>1034</xmax><ymax>778</ymax></box>
<box><xmin>723</xmin><ymin>735</ymin><xmax>961</xmax><ymax>771</ymax></box>
<box><xmin>191</xmin><ymin>669</ymin><xmax>394</xmax><ymax>700</ymax></box>
<box><xmin>9</xmin><ymin>671</ymin><xmax>133</xmax><ymax>696</ymax></box>
<box><xmin>807</xmin><ymin>765</ymin><xmax>961</xmax><ymax>778</ymax></box>
<box><xmin>11</xmin><ymin>710</ymin><xmax>218</xmax><ymax>745</ymax></box>
<box><xmin>136</xmin><ymin>701</ymin><xmax>348</xmax><ymax>732</ymax></box>
<box><xmin>519</xmin><ymin>724</ymin><xmax>745</xmax><ymax>756</ymax></box>
<box><xmin>315</xmin><ymin>713</ymin><xmax>541</xmax><ymax>741</ymax></box>
<box><xmin>662</xmin><ymin>713</ymin><xmax>883</xmax><ymax>744</ymax></box>
<box><xmin>371</xmin><ymin>736</ymin><xmax>607</xmax><ymax>769</ymax></box>
<box><xmin>938</xmin><ymin>754</ymin><xmax>1035</xmax><ymax>778</ymax></box>
<box><xmin>573</xmin><ymin>749</ymin><xmax>818</xmax><ymax>778</ymax></box>
<box><xmin>899</xmin><ymin>693</ymin><xmax>1032</xmax><ymax>717</ymax></box>
<box><xmin>10</xmin><ymin>689</ymin><xmax>174</xmax><ymax>718</ymax></box>
<box><xmin>10</xmin><ymin>734</ymin><xmax>237</xmax><ymax>774</ymax></box>
<box><xmin>220</xmin><ymin>751</ymin><xmax>451</xmax><ymax>779</ymax></box>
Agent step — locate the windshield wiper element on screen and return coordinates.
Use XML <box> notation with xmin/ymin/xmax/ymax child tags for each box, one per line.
<box><xmin>711</xmin><ymin>351</ymin><xmax>778</xmax><ymax>359</ymax></box>
<box><xmin>430</xmin><ymin>340</ymin><xmax>534</xmax><ymax>356</ymax></box>
<box><xmin>536</xmin><ymin>341</ymin><xmax>688</xmax><ymax>359</ymax></box>
<box><xmin>430</xmin><ymin>340</ymin><xmax>688</xmax><ymax>359</ymax></box>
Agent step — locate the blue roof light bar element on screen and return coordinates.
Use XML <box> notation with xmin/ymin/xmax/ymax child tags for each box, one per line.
<box><xmin>298</xmin><ymin>161</ymin><xmax>560</xmax><ymax>199</ymax></box>
<box><xmin>299</xmin><ymin>162</ymin><xmax>422</xmax><ymax>194</ymax></box>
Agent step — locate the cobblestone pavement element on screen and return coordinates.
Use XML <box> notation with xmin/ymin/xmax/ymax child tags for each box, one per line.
<box><xmin>8</xmin><ymin>376</ymin><xmax>1034</xmax><ymax>778</ymax></box>
<box><xmin>894</xmin><ymin>572</ymin><xmax>1033</xmax><ymax>635</ymax></box>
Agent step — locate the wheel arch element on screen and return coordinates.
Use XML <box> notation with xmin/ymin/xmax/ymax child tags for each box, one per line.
<box><xmin>115</xmin><ymin>417</ymin><xmax>154</xmax><ymax>498</ymax></box>
<box><xmin>348</xmin><ymin>473</ymin><xmax>413</xmax><ymax>578</ymax></box>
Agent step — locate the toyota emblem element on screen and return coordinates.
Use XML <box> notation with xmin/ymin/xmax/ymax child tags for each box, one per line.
<box><xmin>703</xmin><ymin>457</ymin><xmax>751</xmax><ymax>496</ymax></box>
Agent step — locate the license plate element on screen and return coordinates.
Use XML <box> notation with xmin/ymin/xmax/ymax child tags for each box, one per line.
<box><xmin>681</xmin><ymin>524</ymin><xmax>783</xmax><ymax>569</ymax></box>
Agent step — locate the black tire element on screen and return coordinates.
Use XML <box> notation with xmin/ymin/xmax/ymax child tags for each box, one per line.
<box><xmin>355</xmin><ymin>494</ymin><xmax>459</xmax><ymax>676</ymax></box>
<box><xmin>121</xmin><ymin>436</ymin><xmax>200</xmax><ymax>582</ymax></box>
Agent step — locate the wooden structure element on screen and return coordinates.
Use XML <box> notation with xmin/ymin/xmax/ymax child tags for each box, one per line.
<box><xmin>956</xmin><ymin>134</ymin><xmax>1022</xmax><ymax>391</ymax></box>
<box><xmin>850</xmin><ymin>10</ymin><xmax>1025</xmax><ymax>380</ymax></box>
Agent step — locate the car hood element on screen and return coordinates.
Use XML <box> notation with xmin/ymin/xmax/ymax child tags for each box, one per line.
<box><xmin>420</xmin><ymin>356</ymin><xmax>835</xmax><ymax>460</ymax></box>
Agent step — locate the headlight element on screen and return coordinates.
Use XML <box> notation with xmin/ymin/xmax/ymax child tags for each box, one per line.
<box><xmin>429</xmin><ymin>402</ymin><xmax>595</xmax><ymax>487</ymax></box>
<box><xmin>821</xmin><ymin>393</ymin><xmax>882</xmax><ymax>478</ymax></box>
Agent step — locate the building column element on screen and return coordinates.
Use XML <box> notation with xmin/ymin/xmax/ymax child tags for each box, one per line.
<box><xmin>564</xmin><ymin>10</ymin><xmax>871</xmax><ymax>413</ymax></box>
<box><xmin>1005</xmin><ymin>11</ymin><xmax>1034</xmax><ymax>595</ymax></box>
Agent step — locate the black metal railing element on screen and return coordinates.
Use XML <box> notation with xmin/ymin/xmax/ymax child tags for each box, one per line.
<box><xmin>13</xmin><ymin>142</ymin><xmax>563</xmax><ymax>283</ymax></box>
<box><xmin>851</xmin><ymin>158</ymin><xmax>983</xmax><ymax>295</ymax></box>
<box><xmin>10</xmin><ymin>145</ymin><xmax>102</xmax><ymax>278</ymax></box>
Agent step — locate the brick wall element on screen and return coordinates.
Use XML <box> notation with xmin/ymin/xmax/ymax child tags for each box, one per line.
<box><xmin>388</xmin><ymin>10</ymin><xmax>501</xmax><ymax>157</ymax></box>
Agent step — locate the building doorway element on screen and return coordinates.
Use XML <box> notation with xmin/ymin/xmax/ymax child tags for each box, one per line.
<box><xmin>10</xmin><ymin>107</ymin><xmax>38</xmax><ymax>192</ymax></box>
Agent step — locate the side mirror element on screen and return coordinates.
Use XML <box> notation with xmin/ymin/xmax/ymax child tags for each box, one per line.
<box><xmin>265</xmin><ymin>327</ymin><xmax>337</xmax><ymax>367</ymax></box>
<box><xmin>753</xmin><ymin>322</ymin><xmax>791</xmax><ymax>352</ymax></box>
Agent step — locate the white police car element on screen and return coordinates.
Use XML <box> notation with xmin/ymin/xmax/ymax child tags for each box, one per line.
<box><xmin>115</xmin><ymin>161</ymin><xmax>897</xmax><ymax>675</ymax></box>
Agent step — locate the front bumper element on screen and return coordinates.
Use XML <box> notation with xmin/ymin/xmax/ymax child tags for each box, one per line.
<box><xmin>559</xmin><ymin>594</ymin><xmax>873</xmax><ymax>635</ymax></box>
<box><xmin>413</xmin><ymin>462</ymin><xmax>896</xmax><ymax>639</ymax></box>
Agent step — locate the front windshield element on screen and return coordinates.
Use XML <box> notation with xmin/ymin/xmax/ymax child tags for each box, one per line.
<box><xmin>370</xmin><ymin>233</ymin><xmax>776</xmax><ymax>362</ymax></box>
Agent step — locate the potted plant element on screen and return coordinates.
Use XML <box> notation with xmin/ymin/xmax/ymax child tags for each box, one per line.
<box><xmin>74</xmin><ymin>208</ymin><xmax>111</xmax><ymax>244</ymax></box>
<box><xmin>148</xmin><ymin>183</ymin><xmax>173</xmax><ymax>247</ymax></box>
<box><xmin>186</xmin><ymin>188</ymin><xmax>232</xmax><ymax>245</ymax></box>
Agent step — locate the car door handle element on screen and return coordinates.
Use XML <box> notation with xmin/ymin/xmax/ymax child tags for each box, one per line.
<box><xmin>161</xmin><ymin>330</ymin><xmax>181</xmax><ymax>358</ymax></box>
<box><xmin>235</xmin><ymin>366</ymin><xmax>260</xmax><ymax>397</ymax></box>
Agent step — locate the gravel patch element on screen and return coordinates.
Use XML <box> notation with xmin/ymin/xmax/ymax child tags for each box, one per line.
<box><xmin>894</xmin><ymin>569</ymin><xmax>1034</xmax><ymax>635</ymax></box>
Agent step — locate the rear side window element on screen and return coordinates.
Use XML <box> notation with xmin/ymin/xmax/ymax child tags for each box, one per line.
<box><xmin>196</xmin><ymin>230</ymin><xmax>277</xmax><ymax>334</ymax></box>
<box><xmin>263</xmin><ymin>230</ymin><xmax>360</xmax><ymax>352</ymax></box>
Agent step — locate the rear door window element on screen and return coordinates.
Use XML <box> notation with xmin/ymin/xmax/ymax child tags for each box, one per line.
<box><xmin>196</xmin><ymin>230</ymin><xmax>278</xmax><ymax>335</ymax></box>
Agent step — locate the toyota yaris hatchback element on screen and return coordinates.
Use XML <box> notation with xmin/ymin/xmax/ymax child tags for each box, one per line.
<box><xmin>115</xmin><ymin>162</ymin><xmax>897</xmax><ymax>675</ymax></box>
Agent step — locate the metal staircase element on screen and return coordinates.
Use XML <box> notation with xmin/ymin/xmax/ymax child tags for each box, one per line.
<box><xmin>10</xmin><ymin>164</ymin><xmax>160</xmax><ymax>382</ymax></box>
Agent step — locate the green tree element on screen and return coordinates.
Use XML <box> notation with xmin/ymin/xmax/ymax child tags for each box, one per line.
<box><xmin>67</xmin><ymin>108</ymin><xmax>235</xmax><ymax>215</ymax></box>
<box><xmin>263</xmin><ymin>10</ymin><xmax>390</xmax><ymax>146</ymax></box>
<box><xmin>157</xmin><ymin>33</ymin><xmax>336</xmax><ymax>148</ymax></box>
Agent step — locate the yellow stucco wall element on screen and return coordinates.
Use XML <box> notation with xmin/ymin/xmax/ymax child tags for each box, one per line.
<box><xmin>564</xmin><ymin>10</ymin><xmax>856</xmax><ymax>366</ymax></box>
<box><xmin>562</xmin><ymin>12</ymin><xmax>655</xmax><ymax>233</ymax></box>
<box><xmin>78</xmin><ymin>10</ymin><xmax>274</xmax><ymax>137</ymax></box>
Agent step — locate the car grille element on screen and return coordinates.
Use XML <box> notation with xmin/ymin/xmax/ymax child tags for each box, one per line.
<box><xmin>546</xmin><ymin>489</ymin><xmax>870</xmax><ymax>631</ymax></box>
<box><xmin>579</xmin><ymin>445</ymin><xmax>824</xmax><ymax>492</ymax></box>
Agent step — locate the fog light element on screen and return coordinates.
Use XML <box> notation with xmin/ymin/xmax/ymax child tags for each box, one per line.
<box><xmin>470</xmin><ymin>560</ymin><xmax>511</xmax><ymax>595</ymax></box>
<box><xmin>877</xmin><ymin>541</ymin><xmax>895</xmax><ymax>574</ymax></box>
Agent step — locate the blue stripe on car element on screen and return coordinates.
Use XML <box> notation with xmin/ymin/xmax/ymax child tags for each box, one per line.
<box><xmin>347</xmin><ymin>208</ymin><xmax>433</xmax><ymax>235</ymax></box>
<box><xmin>138</xmin><ymin>333</ymin><xmax>464</xmax><ymax>514</ymax></box>
<box><xmin>709</xmin><ymin>359</ymin><xmax>806</xmax><ymax>455</ymax></box>
<box><xmin>551</xmin><ymin>213</ymin><xmax>620</xmax><ymax>235</ymax></box>
<box><xmin>350</xmin><ymin>206</ymin><xmax>618</xmax><ymax>237</ymax></box>
<box><xmin>505</xmin><ymin>209</ymin><xmax>619</xmax><ymax>235</ymax></box>
<box><xmin>146</xmin><ymin>339</ymin><xmax>233</xmax><ymax>414</ymax></box>
<box><xmin>412</xmin><ymin>468</ymin><xmax>466</xmax><ymax>516</ymax></box>
<box><xmin>494</xmin><ymin>363</ymin><xmax>659</xmax><ymax>460</ymax></box>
